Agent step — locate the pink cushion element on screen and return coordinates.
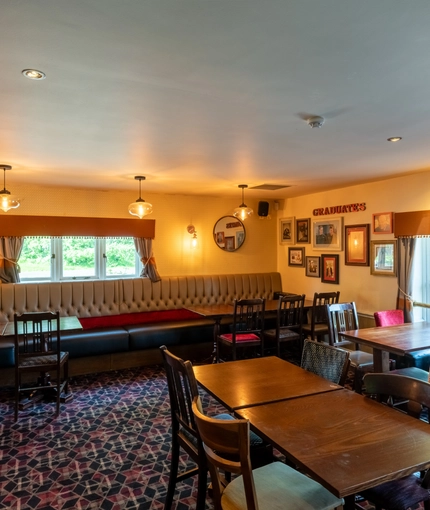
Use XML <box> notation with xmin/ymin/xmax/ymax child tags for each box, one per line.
<box><xmin>374</xmin><ymin>310</ymin><xmax>404</xmax><ymax>327</ymax></box>
<box><xmin>219</xmin><ymin>333</ymin><xmax>261</xmax><ymax>343</ymax></box>
<box><xmin>79</xmin><ymin>309</ymin><xmax>202</xmax><ymax>330</ymax></box>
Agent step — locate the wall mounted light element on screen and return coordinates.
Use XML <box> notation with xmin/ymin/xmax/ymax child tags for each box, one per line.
<box><xmin>233</xmin><ymin>184</ymin><xmax>253</xmax><ymax>221</ymax></box>
<box><xmin>0</xmin><ymin>165</ymin><xmax>20</xmax><ymax>212</ymax></box>
<box><xmin>187</xmin><ymin>225</ymin><xmax>198</xmax><ymax>248</ymax></box>
<box><xmin>128</xmin><ymin>176</ymin><xmax>153</xmax><ymax>218</ymax></box>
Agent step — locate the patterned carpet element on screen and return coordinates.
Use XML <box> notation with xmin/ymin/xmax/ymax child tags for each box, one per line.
<box><xmin>0</xmin><ymin>362</ymin><xmax>419</xmax><ymax>510</ymax></box>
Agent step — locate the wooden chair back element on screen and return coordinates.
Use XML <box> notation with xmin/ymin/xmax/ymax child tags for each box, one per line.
<box><xmin>326</xmin><ymin>302</ymin><xmax>359</xmax><ymax>348</ymax></box>
<box><xmin>160</xmin><ymin>345</ymin><xmax>201</xmax><ymax>457</ymax></box>
<box><xmin>363</xmin><ymin>373</ymin><xmax>430</xmax><ymax>419</ymax></box>
<box><xmin>192</xmin><ymin>398</ymin><xmax>258</xmax><ymax>510</ymax></box>
<box><xmin>301</xmin><ymin>339</ymin><xmax>350</xmax><ymax>386</ymax></box>
<box><xmin>231</xmin><ymin>298</ymin><xmax>266</xmax><ymax>336</ymax></box>
<box><xmin>277</xmin><ymin>294</ymin><xmax>305</xmax><ymax>332</ymax></box>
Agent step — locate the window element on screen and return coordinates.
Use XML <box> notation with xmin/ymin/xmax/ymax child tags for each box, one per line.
<box><xmin>411</xmin><ymin>238</ymin><xmax>430</xmax><ymax>322</ymax></box>
<box><xmin>19</xmin><ymin>237</ymin><xmax>141</xmax><ymax>282</ymax></box>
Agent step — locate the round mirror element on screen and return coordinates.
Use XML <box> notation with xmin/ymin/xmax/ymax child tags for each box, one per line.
<box><xmin>213</xmin><ymin>215</ymin><xmax>246</xmax><ymax>251</ymax></box>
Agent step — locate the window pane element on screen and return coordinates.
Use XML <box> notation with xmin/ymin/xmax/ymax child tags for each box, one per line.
<box><xmin>20</xmin><ymin>238</ymin><xmax>52</xmax><ymax>279</ymax></box>
<box><xmin>62</xmin><ymin>238</ymin><xmax>96</xmax><ymax>278</ymax></box>
<box><xmin>105</xmin><ymin>238</ymin><xmax>136</xmax><ymax>276</ymax></box>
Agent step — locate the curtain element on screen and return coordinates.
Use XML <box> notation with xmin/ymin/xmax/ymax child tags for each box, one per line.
<box><xmin>396</xmin><ymin>237</ymin><xmax>416</xmax><ymax>323</ymax></box>
<box><xmin>134</xmin><ymin>238</ymin><xmax>161</xmax><ymax>282</ymax></box>
<box><xmin>0</xmin><ymin>236</ymin><xmax>24</xmax><ymax>283</ymax></box>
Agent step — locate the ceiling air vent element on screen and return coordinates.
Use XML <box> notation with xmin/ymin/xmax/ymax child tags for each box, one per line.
<box><xmin>250</xmin><ymin>184</ymin><xmax>291</xmax><ymax>191</ymax></box>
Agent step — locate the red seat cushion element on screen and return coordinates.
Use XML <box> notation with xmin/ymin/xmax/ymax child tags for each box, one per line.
<box><xmin>374</xmin><ymin>310</ymin><xmax>404</xmax><ymax>327</ymax></box>
<box><xmin>79</xmin><ymin>309</ymin><xmax>202</xmax><ymax>330</ymax></box>
<box><xmin>219</xmin><ymin>333</ymin><xmax>261</xmax><ymax>343</ymax></box>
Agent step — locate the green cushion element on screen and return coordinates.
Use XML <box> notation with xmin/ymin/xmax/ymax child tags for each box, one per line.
<box><xmin>223</xmin><ymin>461</ymin><xmax>343</xmax><ymax>509</ymax></box>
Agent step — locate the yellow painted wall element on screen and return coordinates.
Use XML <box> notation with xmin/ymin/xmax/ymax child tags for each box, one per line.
<box><xmin>1</xmin><ymin>184</ymin><xmax>277</xmax><ymax>276</ymax></box>
<box><xmin>277</xmin><ymin>170</ymin><xmax>430</xmax><ymax>316</ymax></box>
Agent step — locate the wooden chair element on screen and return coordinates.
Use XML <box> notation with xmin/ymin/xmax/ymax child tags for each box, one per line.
<box><xmin>301</xmin><ymin>339</ymin><xmax>350</xmax><ymax>386</ymax></box>
<box><xmin>361</xmin><ymin>373</ymin><xmax>430</xmax><ymax>510</ymax></box>
<box><xmin>325</xmin><ymin>302</ymin><xmax>374</xmax><ymax>393</ymax></box>
<box><xmin>14</xmin><ymin>311</ymin><xmax>70</xmax><ymax>421</ymax></box>
<box><xmin>262</xmin><ymin>294</ymin><xmax>305</xmax><ymax>358</ymax></box>
<box><xmin>216</xmin><ymin>298</ymin><xmax>265</xmax><ymax>362</ymax></box>
<box><xmin>191</xmin><ymin>398</ymin><xmax>344</xmax><ymax>510</ymax></box>
<box><xmin>160</xmin><ymin>345</ymin><xmax>273</xmax><ymax>510</ymax></box>
<box><xmin>302</xmin><ymin>291</ymin><xmax>340</xmax><ymax>342</ymax></box>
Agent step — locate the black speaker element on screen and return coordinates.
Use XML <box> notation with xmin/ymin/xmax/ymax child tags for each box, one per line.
<box><xmin>258</xmin><ymin>201</ymin><xmax>269</xmax><ymax>217</ymax></box>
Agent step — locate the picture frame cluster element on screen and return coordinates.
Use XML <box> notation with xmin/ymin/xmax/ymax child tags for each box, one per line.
<box><xmin>280</xmin><ymin>210</ymin><xmax>396</xmax><ymax>283</ymax></box>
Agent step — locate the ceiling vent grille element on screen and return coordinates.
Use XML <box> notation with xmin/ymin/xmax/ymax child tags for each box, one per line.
<box><xmin>250</xmin><ymin>184</ymin><xmax>291</xmax><ymax>191</ymax></box>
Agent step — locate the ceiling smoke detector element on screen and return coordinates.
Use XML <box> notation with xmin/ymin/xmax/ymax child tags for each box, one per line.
<box><xmin>307</xmin><ymin>116</ymin><xmax>325</xmax><ymax>128</ymax></box>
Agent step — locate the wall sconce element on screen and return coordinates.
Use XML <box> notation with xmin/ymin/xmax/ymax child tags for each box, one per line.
<box><xmin>128</xmin><ymin>176</ymin><xmax>153</xmax><ymax>219</ymax></box>
<box><xmin>0</xmin><ymin>165</ymin><xmax>20</xmax><ymax>212</ymax></box>
<box><xmin>233</xmin><ymin>184</ymin><xmax>253</xmax><ymax>221</ymax></box>
<box><xmin>187</xmin><ymin>225</ymin><xmax>198</xmax><ymax>248</ymax></box>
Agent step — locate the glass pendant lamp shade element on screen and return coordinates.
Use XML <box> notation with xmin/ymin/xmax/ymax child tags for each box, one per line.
<box><xmin>233</xmin><ymin>184</ymin><xmax>253</xmax><ymax>220</ymax></box>
<box><xmin>0</xmin><ymin>165</ymin><xmax>20</xmax><ymax>212</ymax></box>
<box><xmin>128</xmin><ymin>176</ymin><xmax>153</xmax><ymax>219</ymax></box>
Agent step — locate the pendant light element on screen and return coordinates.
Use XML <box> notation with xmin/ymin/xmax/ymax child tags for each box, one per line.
<box><xmin>233</xmin><ymin>184</ymin><xmax>253</xmax><ymax>221</ymax></box>
<box><xmin>128</xmin><ymin>176</ymin><xmax>153</xmax><ymax>218</ymax></box>
<box><xmin>0</xmin><ymin>165</ymin><xmax>20</xmax><ymax>212</ymax></box>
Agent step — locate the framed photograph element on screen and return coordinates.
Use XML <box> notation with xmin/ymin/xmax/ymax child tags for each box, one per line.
<box><xmin>236</xmin><ymin>230</ymin><xmax>244</xmax><ymax>247</ymax></box>
<box><xmin>280</xmin><ymin>217</ymin><xmax>295</xmax><ymax>245</ymax></box>
<box><xmin>295</xmin><ymin>218</ymin><xmax>310</xmax><ymax>244</ymax></box>
<box><xmin>216</xmin><ymin>231</ymin><xmax>225</xmax><ymax>246</ymax></box>
<box><xmin>370</xmin><ymin>240</ymin><xmax>397</xmax><ymax>276</ymax></box>
<box><xmin>225</xmin><ymin>236</ymin><xmax>235</xmax><ymax>251</ymax></box>
<box><xmin>372</xmin><ymin>212</ymin><xmax>393</xmax><ymax>234</ymax></box>
<box><xmin>312</xmin><ymin>217</ymin><xmax>343</xmax><ymax>251</ymax></box>
<box><xmin>321</xmin><ymin>254</ymin><xmax>340</xmax><ymax>284</ymax></box>
<box><xmin>288</xmin><ymin>247</ymin><xmax>305</xmax><ymax>267</ymax></box>
<box><xmin>305</xmin><ymin>256</ymin><xmax>321</xmax><ymax>278</ymax></box>
<box><xmin>345</xmin><ymin>224</ymin><xmax>370</xmax><ymax>266</ymax></box>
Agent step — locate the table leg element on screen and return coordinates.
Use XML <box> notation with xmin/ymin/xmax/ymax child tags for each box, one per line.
<box><xmin>372</xmin><ymin>348</ymin><xmax>390</xmax><ymax>372</ymax></box>
<box><xmin>211</xmin><ymin>317</ymin><xmax>222</xmax><ymax>364</ymax></box>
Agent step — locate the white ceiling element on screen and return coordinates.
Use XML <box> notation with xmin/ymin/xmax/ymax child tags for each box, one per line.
<box><xmin>2</xmin><ymin>0</ymin><xmax>430</xmax><ymax>200</ymax></box>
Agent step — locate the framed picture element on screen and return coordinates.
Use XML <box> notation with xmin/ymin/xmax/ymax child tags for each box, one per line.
<box><xmin>295</xmin><ymin>218</ymin><xmax>310</xmax><ymax>244</ymax></box>
<box><xmin>216</xmin><ymin>231</ymin><xmax>225</xmax><ymax>246</ymax></box>
<box><xmin>225</xmin><ymin>236</ymin><xmax>235</xmax><ymax>251</ymax></box>
<box><xmin>345</xmin><ymin>224</ymin><xmax>370</xmax><ymax>266</ymax></box>
<box><xmin>321</xmin><ymin>254</ymin><xmax>340</xmax><ymax>284</ymax></box>
<box><xmin>236</xmin><ymin>230</ymin><xmax>245</xmax><ymax>247</ymax></box>
<box><xmin>305</xmin><ymin>256</ymin><xmax>320</xmax><ymax>278</ymax></box>
<box><xmin>312</xmin><ymin>217</ymin><xmax>343</xmax><ymax>251</ymax></box>
<box><xmin>288</xmin><ymin>247</ymin><xmax>305</xmax><ymax>267</ymax></box>
<box><xmin>280</xmin><ymin>217</ymin><xmax>295</xmax><ymax>245</ymax></box>
<box><xmin>370</xmin><ymin>240</ymin><xmax>397</xmax><ymax>276</ymax></box>
<box><xmin>372</xmin><ymin>212</ymin><xmax>393</xmax><ymax>234</ymax></box>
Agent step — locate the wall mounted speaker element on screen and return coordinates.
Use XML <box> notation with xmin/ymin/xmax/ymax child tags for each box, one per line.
<box><xmin>258</xmin><ymin>201</ymin><xmax>269</xmax><ymax>217</ymax></box>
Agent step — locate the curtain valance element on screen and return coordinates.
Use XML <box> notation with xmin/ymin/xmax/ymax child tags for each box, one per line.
<box><xmin>395</xmin><ymin>210</ymin><xmax>430</xmax><ymax>238</ymax></box>
<box><xmin>0</xmin><ymin>216</ymin><xmax>155</xmax><ymax>238</ymax></box>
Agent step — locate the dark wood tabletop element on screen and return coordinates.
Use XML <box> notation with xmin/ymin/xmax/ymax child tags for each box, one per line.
<box><xmin>236</xmin><ymin>388</ymin><xmax>430</xmax><ymax>506</ymax></box>
<box><xmin>194</xmin><ymin>357</ymin><xmax>342</xmax><ymax>410</ymax></box>
<box><xmin>339</xmin><ymin>322</ymin><xmax>430</xmax><ymax>372</ymax></box>
<box><xmin>3</xmin><ymin>315</ymin><xmax>83</xmax><ymax>336</ymax></box>
<box><xmin>186</xmin><ymin>298</ymin><xmax>313</xmax><ymax>316</ymax></box>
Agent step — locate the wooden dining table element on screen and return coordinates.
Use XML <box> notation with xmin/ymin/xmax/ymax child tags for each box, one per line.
<box><xmin>339</xmin><ymin>321</ymin><xmax>430</xmax><ymax>372</ymax></box>
<box><xmin>193</xmin><ymin>356</ymin><xmax>342</xmax><ymax>410</ymax></box>
<box><xmin>236</xmin><ymin>388</ymin><xmax>430</xmax><ymax>509</ymax></box>
<box><xmin>2</xmin><ymin>315</ymin><xmax>83</xmax><ymax>336</ymax></box>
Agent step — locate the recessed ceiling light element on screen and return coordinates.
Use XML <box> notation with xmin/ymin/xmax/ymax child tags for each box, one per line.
<box><xmin>22</xmin><ymin>69</ymin><xmax>46</xmax><ymax>80</ymax></box>
<box><xmin>387</xmin><ymin>137</ymin><xmax>402</xmax><ymax>142</ymax></box>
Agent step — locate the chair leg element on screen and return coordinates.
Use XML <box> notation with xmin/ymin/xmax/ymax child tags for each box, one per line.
<box><xmin>14</xmin><ymin>373</ymin><xmax>19</xmax><ymax>422</ymax></box>
<box><xmin>196</xmin><ymin>463</ymin><xmax>208</xmax><ymax>510</ymax></box>
<box><xmin>164</xmin><ymin>438</ymin><xmax>180</xmax><ymax>509</ymax></box>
